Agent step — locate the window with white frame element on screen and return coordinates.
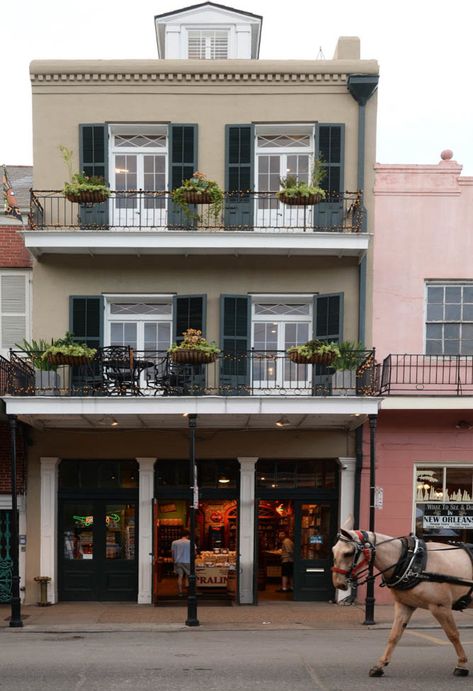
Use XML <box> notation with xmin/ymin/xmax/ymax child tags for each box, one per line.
<box><xmin>187</xmin><ymin>29</ymin><xmax>229</xmax><ymax>59</ymax></box>
<box><xmin>425</xmin><ymin>283</ymin><xmax>473</xmax><ymax>355</ymax></box>
<box><xmin>252</xmin><ymin>298</ymin><xmax>312</xmax><ymax>386</ymax></box>
<box><xmin>255</xmin><ymin>125</ymin><xmax>314</xmax><ymax>216</ymax></box>
<box><xmin>105</xmin><ymin>296</ymin><xmax>173</xmax><ymax>355</ymax></box>
<box><xmin>0</xmin><ymin>271</ymin><xmax>30</xmax><ymax>355</ymax></box>
<box><xmin>110</xmin><ymin>125</ymin><xmax>168</xmax><ymax>226</ymax></box>
<box><xmin>415</xmin><ymin>464</ymin><xmax>473</xmax><ymax>542</ymax></box>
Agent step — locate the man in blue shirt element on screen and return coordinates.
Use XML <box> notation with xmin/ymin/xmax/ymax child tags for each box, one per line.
<box><xmin>171</xmin><ymin>528</ymin><xmax>191</xmax><ymax>596</ymax></box>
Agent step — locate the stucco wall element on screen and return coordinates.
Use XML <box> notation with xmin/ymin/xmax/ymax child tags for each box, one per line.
<box><xmin>373</xmin><ymin>154</ymin><xmax>473</xmax><ymax>360</ymax></box>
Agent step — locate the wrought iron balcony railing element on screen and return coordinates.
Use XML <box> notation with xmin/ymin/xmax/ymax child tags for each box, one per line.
<box><xmin>380</xmin><ymin>354</ymin><xmax>473</xmax><ymax>396</ymax></box>
<box><xmin>29</xmin><ymin>190</ymin><xmax>364</xmax><ymax>233</ymax></box>
<box><xmin>1</xmin><ymin>348</ymin><xmax>376</xmax><ymax>398</ymax></box>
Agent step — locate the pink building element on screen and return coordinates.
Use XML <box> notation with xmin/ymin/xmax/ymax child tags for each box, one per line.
<box><xmin>364</xmin><ymin>151</ymin><xmax>473</xmax><ymax>603</ymax></box>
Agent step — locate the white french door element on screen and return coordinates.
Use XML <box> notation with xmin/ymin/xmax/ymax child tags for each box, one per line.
<box><xmin>110</xmin><ymin>128</ymin><xmax>168</xmax><ymax>228</ymax></box>
<box><xmin>251</xmin><ymin>302</ymin><xmax>312</xmax><ymax>392</ymax></box>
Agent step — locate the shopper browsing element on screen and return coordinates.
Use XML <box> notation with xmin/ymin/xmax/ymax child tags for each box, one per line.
<box><xmin>277</xmin><ymin>530</ymin><xmax>294</xmax><ymax>592</ymax></box>
<box><xmin>171</xmin><ymin>528</ymin><xmax>191</xmax><ymax>596</ymax></box>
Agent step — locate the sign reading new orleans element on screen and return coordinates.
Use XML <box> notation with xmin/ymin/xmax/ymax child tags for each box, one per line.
<box><xmin>423</xmin><ymin>503</ymin><xmax>473</xmax><ymax>528</ymax></box>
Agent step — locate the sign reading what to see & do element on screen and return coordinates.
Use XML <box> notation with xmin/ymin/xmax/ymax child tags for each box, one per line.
<box><xmin>423</xmin><ymin>503</ymin><xmax>473</xmax><ymax>529</ymax></box>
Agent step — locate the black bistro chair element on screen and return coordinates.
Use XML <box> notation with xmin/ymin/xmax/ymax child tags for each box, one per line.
<box><xmin>97</xmin><ymin>345</ymin><xmax>138</xmax><ymax>396</ymax></box>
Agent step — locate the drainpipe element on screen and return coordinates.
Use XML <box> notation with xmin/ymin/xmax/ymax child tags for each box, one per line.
<box><xmin>347</xmin><ymin>74</ymin><xmax>379</xmax><ymax>345</ymax></box>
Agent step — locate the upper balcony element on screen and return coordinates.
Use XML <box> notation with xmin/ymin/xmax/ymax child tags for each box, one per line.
<box><xmin>379</xmin><ymin>354</ymin><xmax>473</xmax><ymax>411</ymax></box>
<box><xmin>25</xmin><ymin>190</ymin><xmax>368</xmax><ymax>258</ymax></box>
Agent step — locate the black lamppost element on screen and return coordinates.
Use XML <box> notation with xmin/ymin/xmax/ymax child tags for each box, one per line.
<box><xmin>9</xmin><ymin>415</ymin><xmax>23</xmax><ymax>628</ymax></box>
<box><xmin>186</xmin><ymin>413</ymin><xmax>199</xmax><ymax>627</ymax></box>
<box><xmin>363</xmin><ymin>413</ymin><xmax>377</xmax><ymax>625</ymax></box>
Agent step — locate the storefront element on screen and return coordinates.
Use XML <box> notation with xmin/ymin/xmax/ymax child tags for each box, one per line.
<box><xmin>255</xmin><ymin>459</ymin><xmax>338</xmax><ymax>602</ymax></box>
<box><xmin>58</xmin><ymin>460</ymin><xmax>138</xmax><ymax>601</ymax></box>
<box><xmin>153</xmin><ymin>459</ymin><xmax>239</xmax><ymax>604</ymax></box>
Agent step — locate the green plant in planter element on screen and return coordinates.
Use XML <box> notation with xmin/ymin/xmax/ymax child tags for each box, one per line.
<box><xmin>287</xmin><ymin>339</ymin><xmax>340</xmax><ymax>365</ymax></box>
<box><xmin>277</xmin><ymin>157</ymin><xmax>326</xmax><ymax>204</ymax></box>
<box><xmin>41</xmin><ymin>332</ymin><xmax>97</xmax><ymax>365</ymax></box>
<box><xmin>60</xmin><ymin>145</ymin><xmax>110</xmax><ymax>203</ymax></box>
<box><xmin>15</xmin><ymin>338</ymin><xmax>58</xmax><ymax>371</ymax></box>
<box><xmin>331</xmin><ymin>341</ymin><xmax>366</xmax><ymax>371</ymax></box>
<box><xmin>168</xmin><ymin>328</ymin><xmax>220</xmax><ymax>364</ymax></box>
<box><xmin>171</xmin><ymin>171</ymin><xmax>224</xmax><ymax>221</ymax></box>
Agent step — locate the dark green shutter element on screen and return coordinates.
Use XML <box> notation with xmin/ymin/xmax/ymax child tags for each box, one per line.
<box><xmin>69</xmin><ymin>295</ymin><xmax>104</xmax><ymax>394</ymax></box>
<box><xmin>224</xmin><ymin>125</ymin><xmax>254</xmax><ymax>230</ymax></box>
<box><xmin>314</xmin><ymin>124</ymin><xmax>345</xmax><ymax>229</ymax></box>
<box><xmin>172</xmin><ymin>294</ymin><xmax>207</xmax><ymax>394</ymax></box>
<box><xmin>168</xmin><ymin>124</ymin><xmax>198</xmax><ymax>227</ymax></box>
<box><xmin>220</xmin><ymin>295</ymin><xmax>250</xmax><ymax>395</ymax></box>
<box><xmin>313</xmin><ymin>292</ymin><xmax>343</xmax><ymax>388</ymax></box>
<box><xmin>79</xmin><ymin>124</ymin><xmax>109</xmax><ymax>227</ymax></box>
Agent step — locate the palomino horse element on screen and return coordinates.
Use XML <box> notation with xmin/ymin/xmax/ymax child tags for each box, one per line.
<box><xmin>332</xmin><ymin>519</ymin><xmax>473</xmax><ymax>677</ymax></box>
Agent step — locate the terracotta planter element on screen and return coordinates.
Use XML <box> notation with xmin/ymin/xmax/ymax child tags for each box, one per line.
<box><xmin>278</xmin><ymin>192</ymin><xmax>324</xmax><ymax>206</ymax></box>
<box><xmin>65</xmin><ymin>190</ymin><xmax>109</xmax><ymax>204</ymax></box>
<box><xmin>45</xmin><ymin>353</ymin><xmax>94</xmax><ymax>367</ymax></box>
<box><xmin>170</xmin><ymin>350</ymin><xmax>218</xmax><ymax>365</ymax></box>
<box><xmin>180</xmin><ymin>190</ymin><xmax>214</xmax><ymax>205</ymax></box>
<box><xmin>288</xmin><ymin>351</ymin><xmax>336</xmax><ymax>366</ymax></box>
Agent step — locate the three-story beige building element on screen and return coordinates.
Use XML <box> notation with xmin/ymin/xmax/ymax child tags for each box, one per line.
<box><xmin>3</xmin><ymin>2</ymin><xmax>380</xmax><ymax>607</ymax></box>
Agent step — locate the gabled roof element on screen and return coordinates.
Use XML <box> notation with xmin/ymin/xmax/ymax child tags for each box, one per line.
<box><xmin>3</xmin><ymin>165</ymin><xmax>32</xmax><ymax>211</ymax></box>
<box><xmin>155</xmin><ymin>2</ymin><xmax>262</xmax><ymax>22</ymax></box>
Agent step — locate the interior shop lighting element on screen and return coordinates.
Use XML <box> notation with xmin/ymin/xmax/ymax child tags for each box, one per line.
<box><xmin>218</xmin><ymin>475</ymin><xmax>230</xmax><ymax>484</ymax></box>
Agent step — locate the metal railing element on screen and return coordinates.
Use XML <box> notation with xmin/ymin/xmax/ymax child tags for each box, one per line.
<box><xmin>29</xmin><ymin>190</ymin><xmax>364</xmax><ymax>233</ymax></box>
<box><xmin>379</xmin><ymin>354</ymin><xmax>473</xmax><ymax>395</ymax></box>
<box><xmin>2</xmin><ymin>348</ymin><xmax>376</xmax><ymax>398</ymax></box>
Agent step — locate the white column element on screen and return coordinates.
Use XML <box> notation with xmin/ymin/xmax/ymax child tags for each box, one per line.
<box><xmin>40</xmin><ymin>457</ymin><xmax>60</xmax><ymax>604</ymax></box>
<box><xmin>136</xmin><ymin>458</ymin><xmax>156</xmax><ymax>604</ymax></box>
<box><xmin>337</xmin><ymin>456</ymin><xmax>356</xmax><ymax>602</ymax></box>
<box><xmin>238</xmin><ymin>457</ymin><xmax>258</xmax><ymax>604</ymax></box>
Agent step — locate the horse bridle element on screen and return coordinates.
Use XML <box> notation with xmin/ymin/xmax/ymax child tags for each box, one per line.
<box><xmin>331</xmin><ymin>529</ymin><xmax>377</xmax><ymax>585</ymax></box>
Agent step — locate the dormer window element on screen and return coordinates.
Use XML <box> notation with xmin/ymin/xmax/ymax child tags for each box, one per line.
<box><xmin>188</xmin><ymin>29</ymin><xmax>229</xmax><ymax>59</ymax></box>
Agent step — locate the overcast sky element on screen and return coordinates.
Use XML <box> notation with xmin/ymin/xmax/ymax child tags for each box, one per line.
<box><xmin>1</xmin><ymin>0</ymin><xmax>472</xmax><ymax>173</ymax></box>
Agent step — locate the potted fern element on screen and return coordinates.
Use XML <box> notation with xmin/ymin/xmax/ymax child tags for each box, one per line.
<box><xmin>277</xmin><ymin>158</ymin><xmax>326</xmax><ymax>206</ymax></box>
<box><xmin>168</xmin><ymin>328</ymin><xmax>220</xmax><ymax>365</ymax></box>
<box><xmin>331</xmin><ymin>340</ymin><xmax>365</xmax><ymax>395</ymax></box>
<box><xmin>171</xmin><ymin>171</ymin><xmax>224</xmax><ymax>221</ymax></box>
<box><xmin>60</xmin><ymin>145</ymin><xmax>110</xmax><ymax>204</ymax></box>
<box><xmin>41</xmin><ymin>332</ymin><xmax>97</xmax><ymax>367</ymax></box>
<box><xmin>287</xmin><ymin>339</ymin><xmax>340</xmax><ymax>366</ymax></box>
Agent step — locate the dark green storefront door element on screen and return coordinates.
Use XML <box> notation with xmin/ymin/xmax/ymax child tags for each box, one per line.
<box><xmin>293</xmin><ymin>501</ymin><xmax>335</xmax><ymax>601</ymax></box>
<box><xmin>59</xmin><ymin>500</ymin><xmax>137</xmax><ymax>601</ymax></box>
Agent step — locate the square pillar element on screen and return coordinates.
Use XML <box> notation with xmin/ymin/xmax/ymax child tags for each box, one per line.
<box><xmin>40</xmin><ymin>457</ymin><xmax>60</xmax><ymax>604</ymax></box>
<box><xmin>238</xmin><ymin>457</ymin><xmax>258</xmax><ymax>604</ymax></box>
<box><xmin>337</xmin><ymin>456</ymin><xmax>356</xmax><ymax>603</ymax></box>
<box><xmin>136</xmin><ymin>458</ymin><xmax>156</xmax><ymax>604</ymax></box>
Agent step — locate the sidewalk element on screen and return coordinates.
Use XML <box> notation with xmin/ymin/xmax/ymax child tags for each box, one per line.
<box><xmin>2</xmin><ymin>601</ymin><xmax>473</xmax><ymax>633</ymax></box>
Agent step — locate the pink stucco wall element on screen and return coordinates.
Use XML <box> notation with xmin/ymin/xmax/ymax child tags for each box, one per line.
<box><xmin>373</xmin><ymin>153</ymin><xmax>473</xmax><ymax>361</ymax></box>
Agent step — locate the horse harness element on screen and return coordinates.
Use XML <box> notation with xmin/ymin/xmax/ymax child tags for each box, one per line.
<box><xmin>334</xmin><ymin>531</ymin><xmax>473</xmax><ymax>611</ymax></box>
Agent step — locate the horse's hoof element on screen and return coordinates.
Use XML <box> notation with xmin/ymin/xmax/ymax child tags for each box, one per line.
<box><xmin>453</xmin><ymin>667</ymin><xmax>469</xmax><ymax>677</ymax></box>
<box><xmin>369</xmin><ymin>667</ymin><xmax>384</xmax><ymax>677</ymax></box>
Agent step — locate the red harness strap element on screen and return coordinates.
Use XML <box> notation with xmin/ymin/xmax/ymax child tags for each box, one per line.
<box><xmin>331</xmin><ymin>531</ymin><xmax>374</xmax><ymax>577</ymax></box>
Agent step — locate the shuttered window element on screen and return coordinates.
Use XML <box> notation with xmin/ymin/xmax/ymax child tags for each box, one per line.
<box><xmin>188</xmin><ymin>30</ymin><xmax>229</xmax><ymax>59</ymax></box>
<box><xmin>0</xmin><ymin>272</ymin><xmax>30</xmax><ymax>350</ymax></box>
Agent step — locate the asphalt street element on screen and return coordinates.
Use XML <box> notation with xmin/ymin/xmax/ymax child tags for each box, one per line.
<box><xmin>1</xmin><ymin>628</ymin><xmax>473</xmax><ymax>691</ymax></box>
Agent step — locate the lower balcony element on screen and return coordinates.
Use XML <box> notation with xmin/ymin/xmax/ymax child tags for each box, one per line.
<box><xmin>1</xmin><ymin>348</ymin><xmax>377</xmax><ymax>399</ymax></box>
<box><xmin>380</xmin><ymin>354</ymin><xmax>473</xmax><ymax>396</ymax></box>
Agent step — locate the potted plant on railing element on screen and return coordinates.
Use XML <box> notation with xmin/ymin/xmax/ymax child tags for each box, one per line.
<box><xmin>330</xmin><ymin>340</ymin><xmax>365</xmax><ymax>395</ymax></box>
<box><xmin>41</xmin><ymin>332</ymin><xmax>97</xmax><ymax>367</ymax></box>
<box><xmin>60</xmin><ymin>145</ymin><xmax>110</xmax><ymax>204</ymax></box>
<box><xmin>287</xmin><ymin>339</ymin><xmax>340</xmax><ymax>366</ymax></box>
<box><xmin>277</xmin><ymin>158</ymin><xmax>326</xmax><ymax>206</ymax></box>
<box><xmin>171</xmin><ymin>171</ymin><xmax>224</xmax><ymax>221</ymax></box>
<box><xmin>168</xmin><ymin>328</ymin><xmax>220</xmax><ymax>365</ymax></box>
<box><xmin>15</xmin><ymin>338</ymin><xmax>60</xmax><ymax>395</ymax></box>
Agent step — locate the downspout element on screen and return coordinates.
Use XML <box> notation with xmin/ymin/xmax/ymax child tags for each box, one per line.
<box><xmin>347</xmin><ymin>74</ymin><xmax>379</xmax><ymax>345</ymax></box>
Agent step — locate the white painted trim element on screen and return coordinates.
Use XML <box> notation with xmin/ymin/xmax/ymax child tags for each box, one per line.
<box><xmin>39</xmin><ymin>457</ymin><xmax>60</xmax><ymax>604</ymax></box>
<box><xmin>22</xmin><ymin>231</ymin><xmax>370</xmax><ymax>259</ymax></box>
<box><xmin>4</xmin><ymin>395</ymin><xmax>382</xmax><ymax>418</ymax></box>
<box><xmin>237</xmin><ymin>457</ymin><xmax>258</xmax><ymax>604</ymax></box>
<box><xmin>381</xmin><ymin>397</ymin><xmax>473</xmax><ymax>411</ymax></box>
<box><xmin>336</xmin><ymin>457</ymin><xmax>356</xmax><ymax>603</ymax></box>
<box><xmin>136</xmin><ymin>458</ymin><xmax>156</xmax><ymax>604</ymax></box>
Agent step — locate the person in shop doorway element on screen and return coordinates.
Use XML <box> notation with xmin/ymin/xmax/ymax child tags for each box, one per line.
<box><xmin>171</xmin><ymin>528</ymin><xmax>191</xmax><ymax>597</ymax></box>
<box><xmin>277</xmin><ymin>530</ymin><xmax>294</xmax><ymax>592</ymax></box>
